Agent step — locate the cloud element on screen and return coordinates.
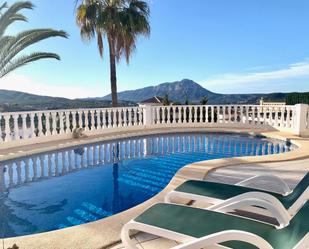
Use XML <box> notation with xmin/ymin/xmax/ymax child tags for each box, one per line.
<box><xmin>0</xmin><ymin>73</ymin><xmax>105</xmax><ymax>99</ymax></box>
<box><xmin>203</xmin><ymin>61</ymin><xmax>309</xmax><ymax>93</ymax></box>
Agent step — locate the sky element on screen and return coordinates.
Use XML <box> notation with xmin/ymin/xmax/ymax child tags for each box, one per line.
<box><xmin>0</xmin><ymin>0</ymin><xmax>309</xmax><ymax>99</ymax></box>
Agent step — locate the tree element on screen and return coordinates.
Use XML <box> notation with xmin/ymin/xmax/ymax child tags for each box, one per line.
<box><xmin>0</xmin><ymin>1</ymin><xmax>68</xmax><ymax>78</ymax></box>
<box><xmin>76</xmin><ymin>0</ymin><xmax>150</xmax><ymax>107</ymax></box>
<box><xmin>162</xmin><ymin>93</ymin><xmax>170</xmax><ymax>106</ymax></box>
<box><xmin>200</xmin><ymin>96</ymin><xmax>208</xmax><ymax>105</ymax></box>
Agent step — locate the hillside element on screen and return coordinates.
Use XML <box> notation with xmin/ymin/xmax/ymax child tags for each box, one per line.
<box><xmin>102</xmin><ymin>79</ymin><xmax>288</xmax><ymax>104</ymax></box>
<box><xmin>0</xmin><ymin>90</ymin><xmax>135</xmax><ymax>112</ymax></box>
<box><xmin>0</xmin><ymin>79</ymin><xmax>305</xmax><ymax>112</ymax></box>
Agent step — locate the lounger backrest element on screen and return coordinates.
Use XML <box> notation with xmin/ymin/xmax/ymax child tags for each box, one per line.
<box><xmin>290</xmin><ymin>171</ymin><xmax>309</xmax><ymax>202</ymax></box>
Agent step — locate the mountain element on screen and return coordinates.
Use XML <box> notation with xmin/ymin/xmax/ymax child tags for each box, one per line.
<box><xmin>102</xmin><ymin>79</ymin><xmax>217</xmax><ymax>103</ymax></box>
<box><xmin>0</xmin><ymin>90</ymin><xmax>135</xmax><ymax>112</ymax></box>
<box><xmin>101</xmin><ymin>79</ymin><xmax>287</xmax><ymax>104</ymax></box>
<box><xmin>0</xmin><ymin>79</ymin><xmax>304</xmax><ymax>112</ymax></box>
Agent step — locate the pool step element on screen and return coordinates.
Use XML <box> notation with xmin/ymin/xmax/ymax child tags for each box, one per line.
<box><xmin>59</xmin><ymin>202</ymin><xmax>112</xmax><ymax>229</ymax></box>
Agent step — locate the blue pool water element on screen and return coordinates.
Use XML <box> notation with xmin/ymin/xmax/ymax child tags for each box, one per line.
<box><xmin>0</xmin><ymin>132</ymin><xmax>295</xmax><ymax>238</ymax></box>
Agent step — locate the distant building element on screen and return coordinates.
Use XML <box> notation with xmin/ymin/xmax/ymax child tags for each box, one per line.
<box><xmin>259</xmin><ymin>97</ymin><xmax>285</xmax><ymax>106</ymax></box>
<box><xmin>139</xmin><ymin>96</ymin><xmax>164</xmax><ymax>106</ymax></box>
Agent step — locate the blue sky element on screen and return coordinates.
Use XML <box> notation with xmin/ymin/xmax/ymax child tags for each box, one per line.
<box><xmin>0</xmin><ymin>0</ymin><xmax>309</xmax><ymax>98</ymax></box>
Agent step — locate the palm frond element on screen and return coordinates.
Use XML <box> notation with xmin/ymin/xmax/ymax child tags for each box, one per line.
<box><xmin>0</xmin><ymin>29</ymin><xmax>68</xmax><ymax>71</ymax></box>
<box><xmin>0</xmin><ymin>2</ymin><xmax>8</xmax><ymax>13</ymax></box>
<box><xmin>0</xmin><ymin>1</ymin><xmax>33</xmax><ymax>37</ymax></box>
<box><xmin>0</xmin><ymin>52</ymin><xmax>60</xmax><ymax>78</ymax></box>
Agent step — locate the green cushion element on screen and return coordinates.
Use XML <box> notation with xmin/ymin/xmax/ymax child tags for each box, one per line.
<box><xmin>135</xmin><ymin>202</ymin><xmax>309</xmax><ymax>249</ymax></box>
<box><xmin>175</xmin><ymin>172</ymin><xmax>309</xmax><ymax>209</ymax></box>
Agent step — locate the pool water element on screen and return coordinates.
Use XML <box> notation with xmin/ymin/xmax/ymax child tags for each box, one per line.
<box><xmin>0</xmin><ymin>132</ymin><xmax>294</xmax><ymax>238</ymax></box>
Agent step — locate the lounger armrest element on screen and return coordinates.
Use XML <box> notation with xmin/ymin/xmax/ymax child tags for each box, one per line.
<box><xmin>208</xmin><ymin>192</ymin><xmax>291</xmax><ymax>227</ymax></box>
<box><xmin>171</xmin><ymin>230</ymin><xmax>273</xmax><ymax>249</ymax></box>
<box><xmin>236</xmin><ymin>174</ymin><xmax>291</xmax><ymax>195</ymax></box>
<box><xmin>289</xmin><ymin>186</ymin><xmax>309</xmax><ymax>216</ymax></box>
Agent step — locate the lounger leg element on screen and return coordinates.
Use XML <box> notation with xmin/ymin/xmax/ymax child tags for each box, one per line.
<box><xmin>121</xmin><ymin>223</ymin><xmax>139</xmax><ymax>249</ymax></box>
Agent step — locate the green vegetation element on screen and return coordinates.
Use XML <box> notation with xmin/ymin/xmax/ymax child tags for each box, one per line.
<box><xmin>286</xmin><ymin>92</ymin><xmax>309</xmax><ymax>105</ymax></box>
<box><xmin>0</xmin><ymin>1</ymin><xmax>68</xmax><ymax>78</ymax></box>
<box><xmin>0</xmin><ymin>90</ymin><xmax>136</xmax><ymax>112</ymax></box>
<box><xmin>200</xmin><ymin>96</ymin><xmax>208</xmax><ymax>105</ymax></box>
<box><xmin>163</xmin><ymin>94</ymin><xmax>170</xmax><ymax>106</ymax></box>
<box><xmin>76</xmin><ymin>0</ymin><xmax>150</xmax><ymax>107</ymax></box>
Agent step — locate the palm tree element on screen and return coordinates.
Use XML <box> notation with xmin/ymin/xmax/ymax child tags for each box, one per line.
<box><xmin>76</xmin><ymin>0</ymin><xmax>150</xmax><ymax>107</ymax></box>
<box><xmin>0</xmin><ymin>1</ymin><xmax>68</xmax><ymax>78</ymax></box>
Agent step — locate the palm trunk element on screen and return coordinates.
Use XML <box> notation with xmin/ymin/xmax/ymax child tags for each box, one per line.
<box><xmin>108</xmin><ymin>37</ymin><xmax>118</xmax><ymax>107</ymax></box>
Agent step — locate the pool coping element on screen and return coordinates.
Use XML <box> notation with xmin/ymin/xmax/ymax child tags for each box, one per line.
<box><xmin>2</xmin><ymin>126</ymin><xmax>309</xmax><ymax>249</ymax></box>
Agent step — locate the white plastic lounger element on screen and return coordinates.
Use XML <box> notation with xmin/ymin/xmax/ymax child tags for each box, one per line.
<box><xmin>164</xmin><ymin>172</ymin><xmax>309</xmax><ymax>227</ymax></box>
<box><xmin>121</xmin><ymin>202</ymin><xmax>309</xmax><ymax>249</ymax></box>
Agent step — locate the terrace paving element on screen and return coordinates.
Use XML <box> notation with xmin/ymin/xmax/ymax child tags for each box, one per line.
<box><xmin>1</xmin><ymin>127</ymin><xmax>309</xmax><ymax>249</ymax></box>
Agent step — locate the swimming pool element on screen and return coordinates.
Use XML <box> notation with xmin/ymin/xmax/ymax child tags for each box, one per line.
<box><xmin>0</xmin><ymin>132</ymin><xmax>295</xmax><ymax>238</ymax></box>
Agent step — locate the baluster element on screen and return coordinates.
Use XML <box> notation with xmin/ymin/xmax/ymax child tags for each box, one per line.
<box><xmin>90</xmin><ymin>110</ymin><xmax>95</xmax><ymax>130</ymax></box>
<box><xmin>279</xmin><ymin>107</ymin><xmax>284</xmax><ymax>127</ymax></box>
<box><xmin>155</xmin><ymin>107</ymin><xmax>160</xmax><ymax>124</ymax></box>
<box><xmin>274</xmin><ymin>107</ymin><xmax>278</xmax><ymax>126</ymax></box>
<box><xmin>194</xmin><ymin>106</ymin><xmax>198</xmax><ymax>123</ymax></box>
<box><xmin>234</xmin><ymin>106</ymin><xmax>238</xmax><ymax>123</ymax></box>
<box><xmin>118</xmin><ymin>109</ymin><xmax>123</xmax><ymax>127</ymax></box>
<box><xmin>173</xmin><ymin>107</ymin><xmax>177</xmax><ymax>124</ymax></box>
<box><xmin>127</xmin><ymin>109</ymin><xmax>132</xmax><ymax>126</ymax></box>
<box><xmin>112</xmin><ymin>110</ymin><xmax>116</xmax><ymax>127</ymax></box>
<box><xmin>187</xmin><ymin>106</ymin><xmax>191</xmax><ymax>123</ymax></box>
<box><xmin>107</xmin><ymin>110</ymin><xmax>112</xmax><ymax>127</ymax></box>
<box><xmin>37</xmin><ymin>113</ymin><xmax>43</xmax><ymax>137</ymax></box>
<box><xmin>222</xmin><ymin>106</ymin><xmax>226</xmax><ymax>124</ymax></box>
<box><xmin>59</xmin><ymin>112</ymin><xmax>65</xmax><ymax>134</ymax></box>
<box><xmin>123</xmin><ymin>108</ymin><xmax>128</xmax><ymax>127</ymax></box>
<box><xmin>245</xmin><ymin>106</ymin><xmax>250</xmax><ymax>124</ymax></box>
<box><xmin>133</xmin><ymin>108</ymin><xmax>138</xmax><ymax>125</ymax></box>
<box><xmin>29</xmin><ymin>113</ymin><xmax>36</xmax><ymax>138</ymax></box>
<box><xmin>205</xmin><ymin>106</ymin><xmax>208</xmax><ymax>123</ymax></box>
<box><xmin>13</xmin><ymin>114</ymin><xmax>19</xmax><ymax>140</ymax></box>
<box><xmin>51</xmin><ymin>112</ymin><xmax>57</xmax><ymax>135</ymax></box>
<box><xmin>84</xmin><ymin>111</ymin><xmax>89</xmax><ymax>131</ymax></box>
<box><xmin>72</xmin><ymin>111</ymin><xmax>77</xmax><ymax>130</ymax></box>
<box><xmin>286</xmin><ymin>107</ymin><xmax>291</xmax><ymax>128</ymax></box>
<box><xmin>240</xmin><ymin>106</ymin><xmax>244</xmax><ymax>124</ymax></box>
<box><xmin>44</xmin><ymin>112</ymin><xmax>50</xmax><ymax>136</ymax></box>
<box><xmin>76</xmin><ymin>111</ymin><xmax>82</xmax><ymax>129</ymax></box>
<box><xmin>65</xmin><ymin>111</ymin><xmax>71</xmax><ymax>133</ymax></box>
<box><xmin>167</xmin><ymin>107</ymin><xmax>171</xmax><ymax>124</ymax></box>
<box><xmin>4</xmin><ymin>114</ymin><xmax>11</xmax><ymax>142</ymax></box>
<box><xmin>258</xmin><ymin>106</ymin><xmax>263</xmax><ymax>125</ymax></box>
<box><xmin>211</xmin><ymin>106</ymin><xmax>214</xmax><ymax>123</ymax></box>
<box><xmin>100</xmin><ymin>110</ymin><xmax>105</xmax><ymax>128</ymax></box>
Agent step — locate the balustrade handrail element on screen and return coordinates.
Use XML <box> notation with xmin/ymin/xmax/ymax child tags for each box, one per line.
<box><xmin>0</xmin><ymin>106</ymin><xmax>141</xmax><ymax>116</ymax></box>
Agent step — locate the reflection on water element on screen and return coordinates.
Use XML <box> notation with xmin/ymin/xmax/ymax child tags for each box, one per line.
<box><xmin>0</xmin><ymin>133</ymin><xmax>295</xmax><ymax>238</ymax></box>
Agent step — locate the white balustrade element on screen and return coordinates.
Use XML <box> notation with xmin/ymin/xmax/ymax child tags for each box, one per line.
<box><xmin>0</xmin><ymin>104</ymin><xmax>308</xmax><ymax>147</ymax></box>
